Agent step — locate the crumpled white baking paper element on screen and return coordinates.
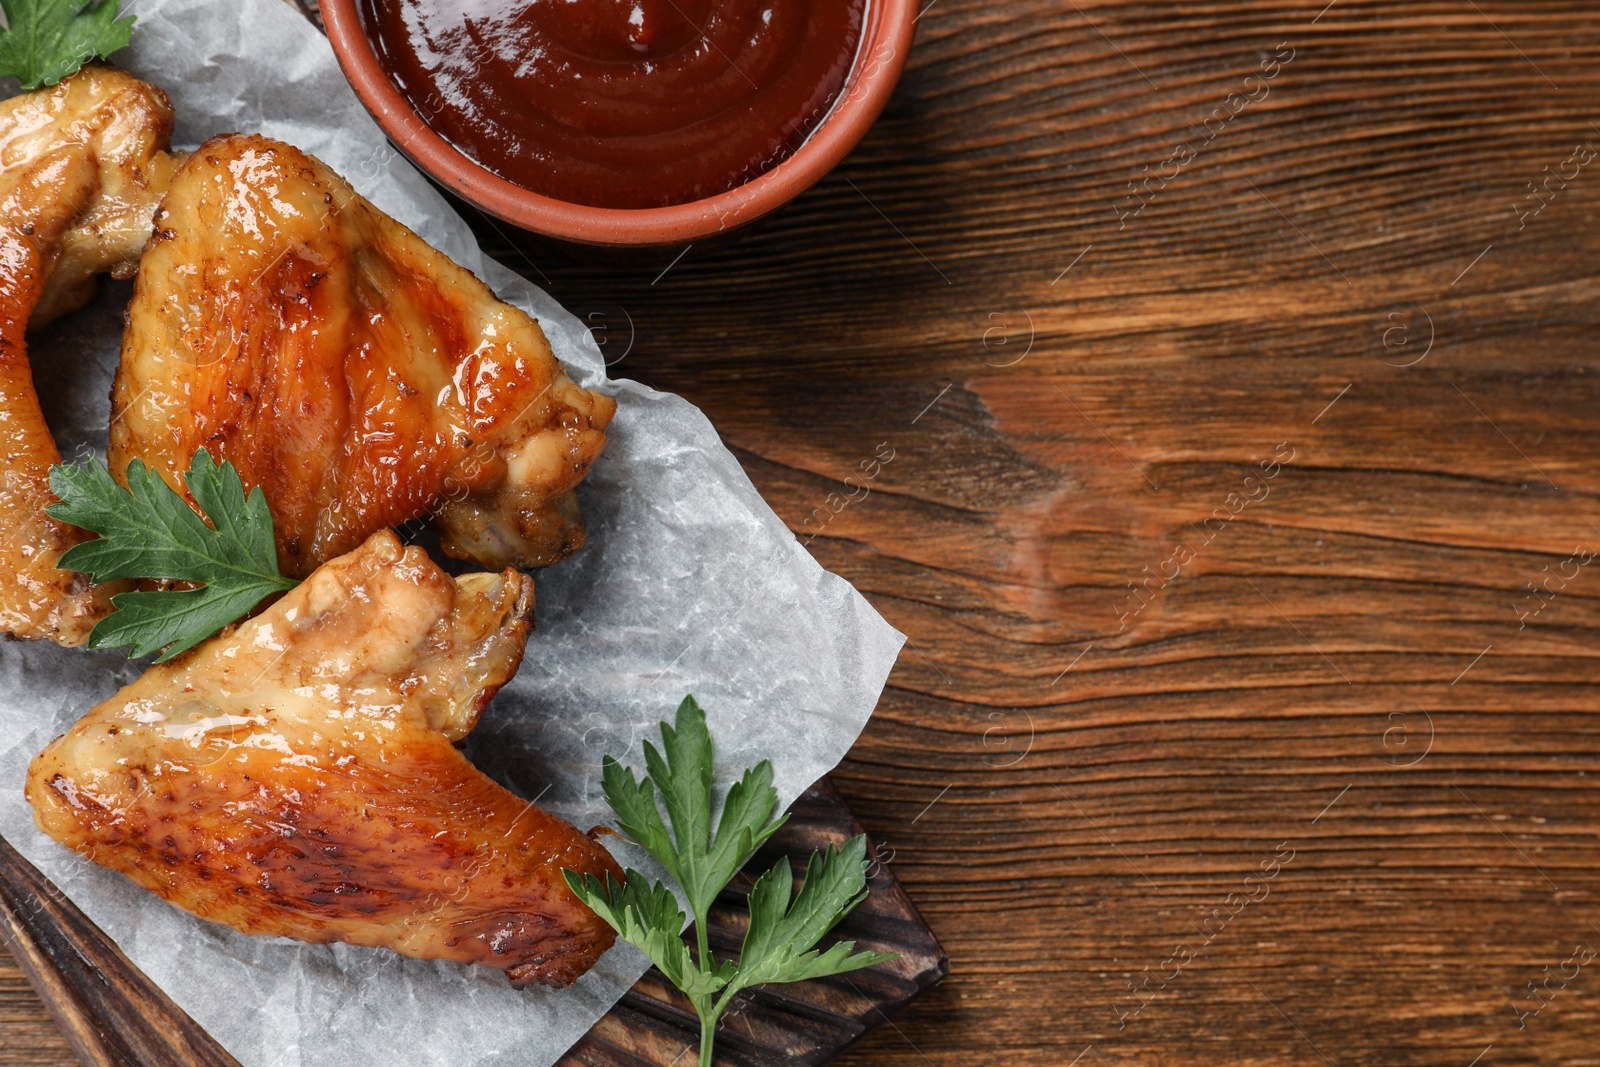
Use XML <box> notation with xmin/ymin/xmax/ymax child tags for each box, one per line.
<box><xmin>0</xmin><ymin>1</ymin><xmax>905</xmax><ymax>1064</ymax></box>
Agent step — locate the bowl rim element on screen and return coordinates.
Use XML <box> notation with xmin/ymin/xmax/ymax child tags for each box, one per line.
<box><xmin>319</xmin><ymin>0</ymin><xmax>919</xmax><ymax>248</ymax></box>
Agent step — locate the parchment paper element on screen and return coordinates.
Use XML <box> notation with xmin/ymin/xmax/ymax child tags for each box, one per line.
<box><xmin>0</xmin><ymin>2</ymin><xmax>905</xmax><ymax>1065</ymax></box>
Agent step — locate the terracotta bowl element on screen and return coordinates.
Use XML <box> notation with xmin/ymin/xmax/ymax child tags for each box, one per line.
<box><xmin>320</xmin><ymin>1</ymin><xmax>918</xmax><ymax>251</ymax></box>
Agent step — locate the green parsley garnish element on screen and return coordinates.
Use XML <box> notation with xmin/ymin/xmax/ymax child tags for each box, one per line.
<box><xmin>0</xmin><ymin>0</ymin><xmax>135</xmax><ymax>92</ymax></box>
<box><xmin>565</xmin><ymin>696</ymin><xmax>894</xmax><ymax>1067</ymax></box>
<box><xmin>46</xmin><ymin>449</ymin><xmax>298</xmax><ymax>662</ymax></box>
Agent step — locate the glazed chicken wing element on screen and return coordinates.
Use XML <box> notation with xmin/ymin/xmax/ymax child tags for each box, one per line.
<box><xmin>110</xmin><ymin>134</ymin><xmax>616</xmax><ymax>579</ymax></box>
<box><xmin>27</xmin><ymin>529</ymin><xmax>621</xmax><ymax>987</ymax></box>
<box><xmin>0</xmin><ymin>66</ymin><xmax>178</xmax><ymax>644</ymax></box>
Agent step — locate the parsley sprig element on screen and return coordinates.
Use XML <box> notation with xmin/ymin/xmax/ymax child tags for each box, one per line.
<box><xmin>0</xmin><ymin>0</ymin><xmax>135</xmax><ymax>91</ymax></box>
<box><xmin>565</xmin><ymin>697</ymin><xmax>894</xmax><ymax>1067</ymax></box>
<box><xmin>47</xmin><ymin>449</ymin><xmax>298</xmax><ymax>662</ymax></box>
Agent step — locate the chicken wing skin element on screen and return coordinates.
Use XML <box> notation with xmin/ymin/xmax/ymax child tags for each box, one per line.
<box><xmin>110</xmin><ymin>134</ymin><xmax>616</xmax><ymax>580</ymax></box>
<box><xmin>27</xmin><ymin>529</ymin><xmax>622</xmax><ymax>987</ymax></box>
<box><xmin>0</xmin><ymin>67</ymin><xmax>177</xmax><ymax>644</ymax></box>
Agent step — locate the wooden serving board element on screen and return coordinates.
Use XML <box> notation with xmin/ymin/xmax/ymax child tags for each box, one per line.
<box><xmin>0</xmin><ymin>779</ymin><xmax>946</xmax><ymax>1067</ymax></box>
<box><xmin>0</xmin><ymin>6</ymin><xmax>942</xmax><ymax>1065</ymax></box>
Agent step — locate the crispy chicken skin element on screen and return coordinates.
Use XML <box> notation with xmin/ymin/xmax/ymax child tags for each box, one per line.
<box><xmin>0</xmin><ymin>67</ymin><xmax>177</xmax><ymax>645</ymax></box>
<box><xmin>27</xmin><ymin>530</ymin><xmax>622</xmax><ymax>987</ymax></box>
<box><xmin>109</xmin><ymin>134</ymin><xmax>617</xmax><ymax>580</ymax></box>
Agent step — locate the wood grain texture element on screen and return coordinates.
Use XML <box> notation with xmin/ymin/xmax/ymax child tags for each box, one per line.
<box><xmin>8</xmin><ymin>0</ymin><xmax>1600</xmax><ymax>1064</ymax></box>
<box><xmin>471</xmin><ymin>4</ymin><xmax>1600</xmax><ymax>1066</ymax></box>
<box><xmin>0</xmin><ymin>836</ymin><xmax>240</xmax><ymax>1067</ymax></box>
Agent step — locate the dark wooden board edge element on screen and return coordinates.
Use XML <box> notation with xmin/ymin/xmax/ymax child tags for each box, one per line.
<box><xmin>0</xmin><ymin>834</ymin><xmax>239</xmax><ymax>1067</ymax></box>
<box><xmin>0</xmin><ymin>780</ymin><xmax>945</xmax><ymax>1067</ymax></box>
<box><xmin>560</xmin><ymin>779</ymin><xmax>949</xmax><ymax>1067</ymax></box>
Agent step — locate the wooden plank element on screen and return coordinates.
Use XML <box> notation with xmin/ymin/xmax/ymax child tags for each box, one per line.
<box><xmin>0</xmin><ymin>835</ymin><xmax>239</xmax><ymax>1067</ymax></box>
<box><xmin>452</xmin><ymin>5</ymin><xmax>1600</xmax><ymax>1065</ymax></box>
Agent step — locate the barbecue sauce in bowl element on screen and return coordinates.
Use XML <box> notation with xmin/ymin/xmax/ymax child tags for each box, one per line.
<box><xmin>360</xmin><ymin>0</ymin><xmax>869</xmax><ymax>211</ymax></box>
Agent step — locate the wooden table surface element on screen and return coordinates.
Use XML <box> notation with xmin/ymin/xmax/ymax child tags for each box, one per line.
<box><xmin>8</xmin><ymin>0</ymin><xmax>1600</xmax><ymax>1064</ymax></box>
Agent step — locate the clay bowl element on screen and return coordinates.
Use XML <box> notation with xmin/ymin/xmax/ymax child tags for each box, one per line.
<box><xmin>320</xmin><ymin>1</ymin><xmax>918</xmax><ymax>255</ymax></box>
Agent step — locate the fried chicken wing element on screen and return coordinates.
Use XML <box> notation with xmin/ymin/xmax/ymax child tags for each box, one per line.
<box><xmin>27</xmin><ymin>529</ymin><xmax>622</xmax><ymax>987</ymax></box>
<box><xmin>110</xmin><ymin>134</ymin><xmax>616</xmax><ymax>580</ymax></box>
<box><xmin>0</xmin><ymin>67</ymin><xmax>177</xmax><ymax>644</ymax></box>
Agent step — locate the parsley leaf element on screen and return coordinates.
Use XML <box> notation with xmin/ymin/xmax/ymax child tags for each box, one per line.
<box><xmin>0</xmin><ymin>0</ymin><xmax>135</xmax><ymax>92</ymax></box>
<box><xmin>605</xmin><ymin>695</ymin><xmax>789</xmax><ymax>951</ymax></box>
<box><xmin>561</xmin><ymin>870</ymin><xmax>734</xmax><ymax>1000</ymax></box>
<box><xmin>46</xmin><ymin>449</ymin><xmax>298</xmax><ymax>662</ymax></box>
<box><xmin>566</xmin><ymin>696</ymin><xmax>894</xmax><ymax>1067</ymax></box>
<box><xmin>730</xmin><ymin>838</ymin><xmax>893</xmax><ymax>989</ymax></box>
